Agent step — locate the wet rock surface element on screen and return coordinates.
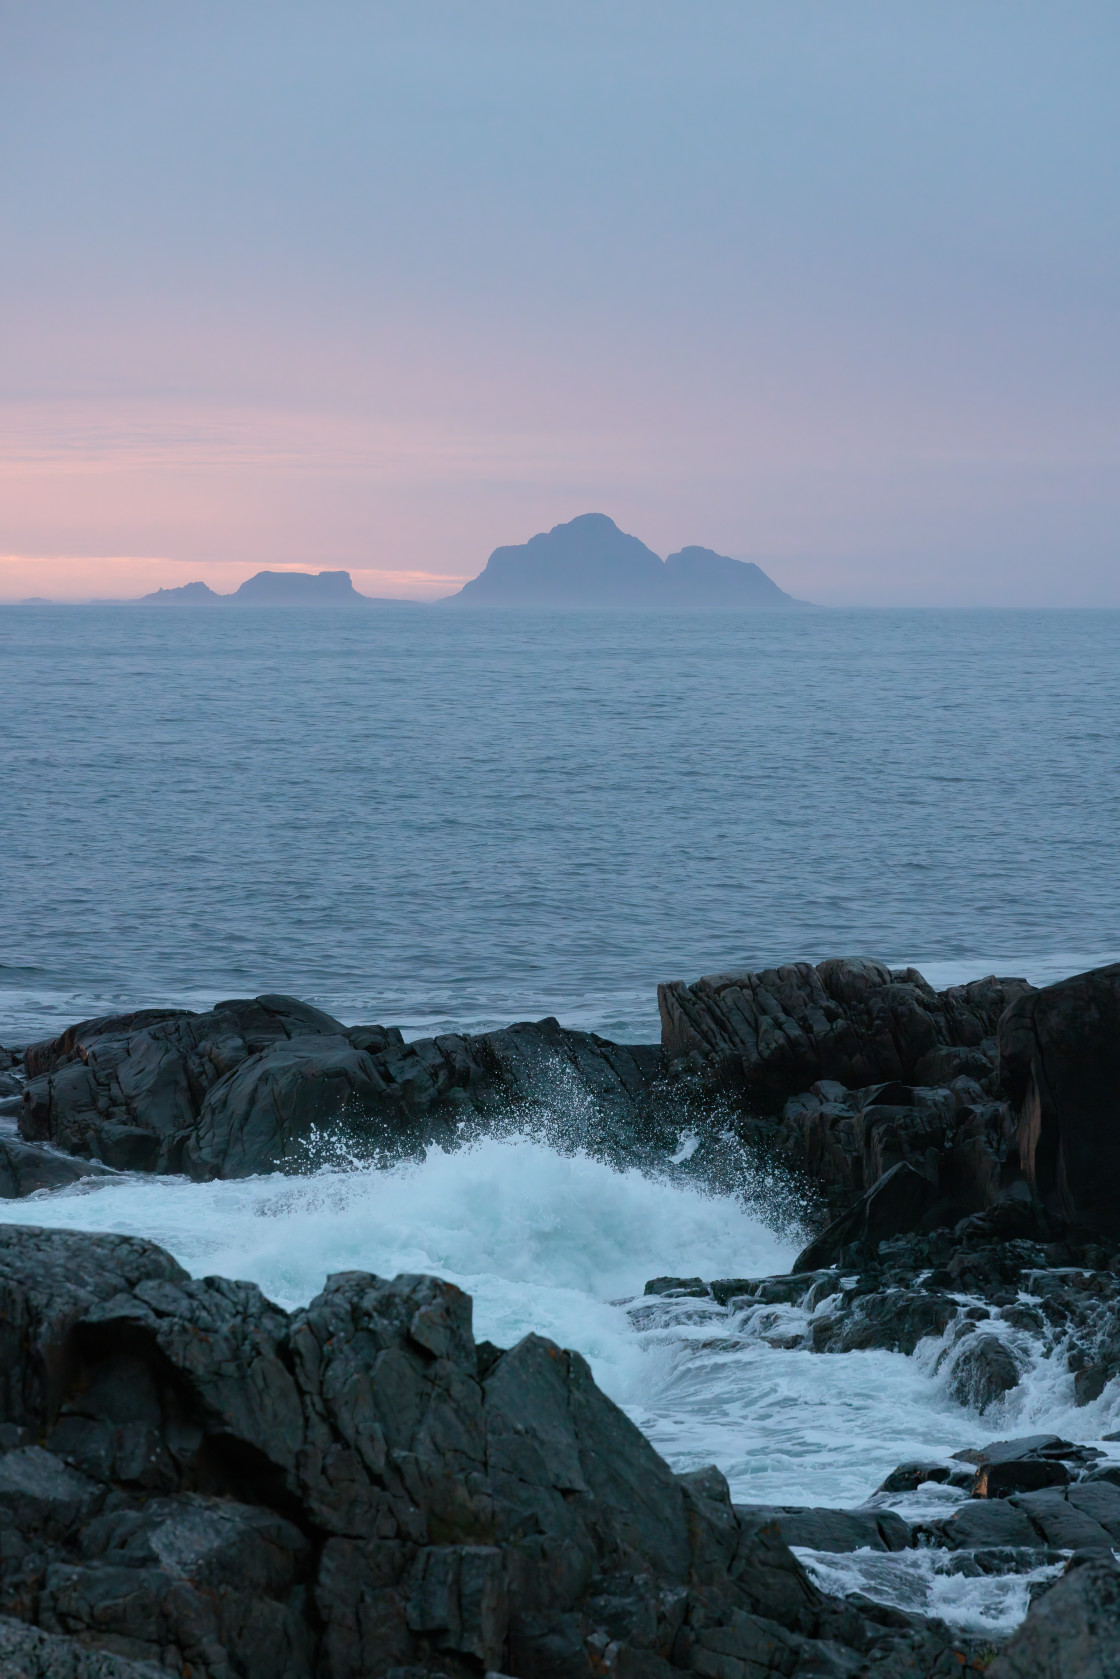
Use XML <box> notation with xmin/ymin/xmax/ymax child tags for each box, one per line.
<box><xmin>987</xmin><ymin>1552</ymin><xmax>1120</xmax><ymax>1678</ymax></box>
<box><xmin>0</xmin><ymin>1223</ymin><xmax>1002</xmax><ymax>1679</ymax></box>
<box><xmin>18</xmin><ymin>997</ymin><xmax>670</xmax><ymax>1181</ymax></box>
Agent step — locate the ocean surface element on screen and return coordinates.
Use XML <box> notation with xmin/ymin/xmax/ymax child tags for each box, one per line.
<box><xmin>2</xmin><ymin>604</ymin><xmax>1118</xmax><ymax>1042</ymax></box>
<box><xmin>2</xmin><ymin>602</ymin><xmax>1119</xmax><ymax>1634</ymax></box>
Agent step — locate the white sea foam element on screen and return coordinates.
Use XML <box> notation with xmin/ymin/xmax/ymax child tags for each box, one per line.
<box><xmin>0</xmin><ymin>1136</ymin><xmax>795</xmax><ymax>1423</ymax></box>
<box><xmin>4</xmin><ymin>1139</ymin><xmax>1120</xmax><ymax>1510</ymax></box>
<box><xmin>4</xmin><ymin>1131</ymin><xmax>1120</xmax><ymax>1638</ymax></box>
<box><xmin>794</xmin><ymin>1546</ymin><xmax>1067</xmax><ymax>1638</ymax></box>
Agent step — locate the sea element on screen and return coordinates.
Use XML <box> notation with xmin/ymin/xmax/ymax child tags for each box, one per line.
<box><xmin>2</xmin><ymin>601</ymin><xmax>1119</xmax><ymax>1633</ymax></box>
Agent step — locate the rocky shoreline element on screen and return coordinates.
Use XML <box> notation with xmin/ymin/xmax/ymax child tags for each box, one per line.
<box><xmin>0</xmin><ymin>955</ymin><xmax>1118</xmax><ymax>1674</ymax></box>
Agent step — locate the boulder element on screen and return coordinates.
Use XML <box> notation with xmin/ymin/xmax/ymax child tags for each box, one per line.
<box><xmin>1067</xmin><ymin>1482</ymin><xmax>1120</xmax><ymax>1542</ymax></box>
<box><xmin>659</xmin><ymin>958</ymin><xmax>1031</xmax><ymax>1105</ymax></box>
<box><xmin>738</xmin><ymin>1505</ymin><xmax>910</xmax><ymax>1553</ymax></box>
<box><xmin>971</xmin><ymin>1459</ymin><xmax>1070</xmax><ymax>1497</ymax></box>
<box><xmin>987</xmin><ymin>1553</ymin><xmax>1120</xmax><ymax>1678</ymax></box>
<box><xmin>1000</xmin><ymin>962</ymin><xmax>1120</xmax><ymax>1239</ymax></box>
<box><xmin>19</xmin><ymin>997</ymin><xmax>669</xmax><ymax>1180</ymax></box>
<box><xmin>923</xmin><ymin>1499</ymin><xmax>1044</xmax><ymax>1551</ymax></box>
<box><xmin>1009</xmin><ymin>1490</ymin><xmax>1115</xmax><ymax>1551</ymax></box>
<box><xmin>0</xmin><ymin>1138</ymin><xmax>118</xmax><ymax>1198</ymax></box>
<box><xmin>0</xmin><ymin>1224</ymin><xmax>983</xmax><ymax>1678</ymax></box>
<box><xmin>946</xmin><ymin>1334</ymin><xmax>1021</xmax><ymax>1413</ymax></box>
<box><xmin>877</xmin><ymin>1461</ymin><xmax>973</xmax><ymax>1494</ymax></box>
<box><xmin>792</xmin><ymin>1162</ymin><xmax>942</xmax><ymax>1272</ymax></box>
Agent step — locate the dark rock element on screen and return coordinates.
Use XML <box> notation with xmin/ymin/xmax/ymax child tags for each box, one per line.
<box><xmin>777</xmin><ymin>1075</ymin><xmax>1007</xmax><ymax>1223</ymax></box>
<box><xmin>1066</xmin><ymin>1482</ymin><xmax>1120</xmax><ymax>1542</ymax></box>
<box><xmin>20</xmin><ymin>996</ymin><xmax>669</xmax><ymax>1181</ymax></box>
<box><xmin>1000</xmin><ymin>962</ymin><xmax>1120</xmax><ymax>1240</ymax></box>
<box><xmin>971</xmin><ymin>1460</ymin><xmax>1071</xmax><ymax>1497</ymax></box>
<box><xmin>0</xmin><ymin>1614</ymin><xmax>165</xmax><ymax>1675</ymax></box>
<box><xmin>1001</xmin><ymin>1304</ymin><xmax>1046</xmax><ymax>1333</ymax></box>
<box><xmin>0</xmin><ymin>1223</ymin><xmax>987</xmax><ymax>1678</ymax></box>
<box><xmin>876</xmin><ymin>1462</ymin><xmax>971</xmax><ymax>1494</ymax></box>
<box><xmin>659</xmin><ymin>958</ymin><xmax>1030</xmax><ymax>1106</ymax></box>
<box><xmin>1074</xmin><ymin>1364</ymin><xmax>1115</xmax><ymax>1405</ymax></box>
<box><xmin>1010</xmin><ymin>1491</ymin><xmax>1115</xmax><ymax>1550</ymax></box>
<box><xmin>953</xmin><ymin>1196</ymin><xmax>1065</xmax><ymax>1246</ymax></box>
<box><xmin>961</xmin><ymin>1433</ymin><xmax>1081</xmax><ymax>1466</ymax></box>
<box><xmin>987</xmin><ymin>1552</ymin><xmax>1120</xmax><ymax>1678</ymax></box>
<box><xmin>710</xmin><ymin>1273</ymin><xmax>829</xmax><ymax>1308</ymax></box>
<box><xmin>946</xmin><ymin>1334</ymin><xmax>1021</xmax><ymax>1412</ymax></box>
<box><xmin>737</xmin><ymin>1506</ymin><xmax>910</xmax><ymax>1553</ymax></box>
<box><xmin>0</xmin><ymin>1137</ymin><xmax>118</xmax><ymax>1198</ymax></box>
<box><xmin>792</xmin><ymin>1163</ymin><xmax>942</xmax><ymax>1272</ymax></box>
<box><xmin>644</xmin><ymin>1277</ymin><xmax>707</xmax><ymax>1297</ymax></box>
<box><xmin>827</xmin><ymin>1289</ymin><xmax>958</xmax><ymax>1355</ymax></box>
<box><xmin>923</xmin><ymin>1499</ymin><xmax>1044</xmax><ymax>1550</ymax></box>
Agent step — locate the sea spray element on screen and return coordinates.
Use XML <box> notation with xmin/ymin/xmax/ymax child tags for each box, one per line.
<box><xmin>5</xmin><ymin>1133</ymin><xmax>1119</xmax><ymax>1532</ymax></box>
<box><xmin>0</xmin><ymin>1134</ymin><xmax>796</xmax><ymax>1410</ymax></box>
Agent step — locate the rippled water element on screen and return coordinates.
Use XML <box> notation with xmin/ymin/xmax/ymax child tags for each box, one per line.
<box><xmin>2</xmin><ymin>604</ymin><xmax>1118</xmax><ymax>1042</ymax></box>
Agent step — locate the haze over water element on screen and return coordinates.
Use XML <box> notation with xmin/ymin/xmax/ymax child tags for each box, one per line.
<box><xmin>2</xmin><ymin>603</ymin><xmax>1117</xmax><ymax>1043</ymax></box>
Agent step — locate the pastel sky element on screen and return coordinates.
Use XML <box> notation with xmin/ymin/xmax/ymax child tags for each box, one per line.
<box><xmin>2</xmin><ymin>2</ymin><xmax>1118</xmax><ymax>603</ymax></box>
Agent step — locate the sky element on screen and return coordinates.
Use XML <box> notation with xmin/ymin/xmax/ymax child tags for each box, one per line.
<box><xmin>1</xmin><ymin>2</ymin><xmax>1118</xmax><ymax>604</ymax></box>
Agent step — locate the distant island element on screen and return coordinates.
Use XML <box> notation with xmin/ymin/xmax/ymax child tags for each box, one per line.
<box><xmin>140</xmin><ymin>570</ymin><xmax>384</xmax><ymax>606</ymax></box>
<box><xmin>442</xmin><ymin>513</ymin><xmax>809</xmax><ymax>608</ymax></box>
<box><xmin>123</xmin><ymin>516</ymin><xmax>808</xmax><ymax>609</ymax></box>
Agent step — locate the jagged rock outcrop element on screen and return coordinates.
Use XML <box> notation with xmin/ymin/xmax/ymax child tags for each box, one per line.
<box><xmin>19</xmin><ymin>996</ymin><xmax>667</xmax><ymax>1181</ymax></box>
<box><xmin>19</xmin><ymin>957</ymin><xmax>1120</xmax><ymax>1262</ymax></box>
<box><xmin>659</xmin><ymin>957</ymin><xmax>1031</xmax><ymax>1104</ymax></box>
<box><xmin>0</xmin><ymin>1224</ymin><xmax>986</xmax><ymax>1677</ymax></box>
<box><xmin>1000</xmin><ymin>962</ymin><xmax>1120</xmax><ymax>1240</ymax></box>
<box><xmin>774</xmin><ymin>1073</ymin><xmax>1012</xmax><ymax>1223</ymax></box>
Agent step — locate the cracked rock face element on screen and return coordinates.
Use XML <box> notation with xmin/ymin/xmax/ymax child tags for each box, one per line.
<box><xmin>658</xmin><ymin>958</ymin><xmax>1030</xmax><ymax>1105</ymax></box>
<box><xmin>1000</xmin><ymin>961</ymin><xmax>1120</xmax><ymax>1240</ymax></box>
<box><xmin>0</xmin><ymin>1223</ymin><xmax>995</xmax><ymax>1679</ymax></box>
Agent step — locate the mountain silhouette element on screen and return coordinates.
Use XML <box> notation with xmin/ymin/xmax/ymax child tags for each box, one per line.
<box><xmin>229</xmin><ymin>570</ymin><xmax>368</xmax><ymax>604</ymax></box>
<box><xmin>443</xmin><ymin>514</ymin><xmax>808</xmax><ymax>608</ymax></box>
<box><xmin>140</xmin><ymin>571</ymin><xmax>375</xmax><ymax>605</ymax></box>
<box><xmin>140</xmin><ymin>581</ymin><xmax>223</xmax><ymax>603</ymax></box>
